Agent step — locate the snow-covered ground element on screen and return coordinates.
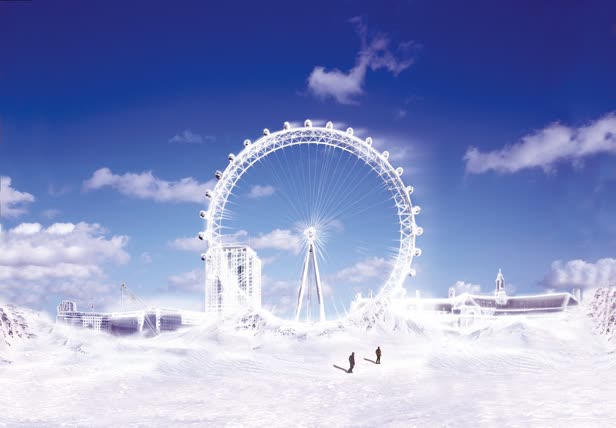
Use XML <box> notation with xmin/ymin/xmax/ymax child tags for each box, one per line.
<box><xmin>1</xmin><ymin>302</ymin><xmax>615</xmax><ymax>427</ymax></box>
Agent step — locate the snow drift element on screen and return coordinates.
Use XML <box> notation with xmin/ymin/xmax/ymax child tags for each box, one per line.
<box><xmin>0</xmin><ymin>300</ymin><xmax>615</xmax><ymax>427</ymax></box>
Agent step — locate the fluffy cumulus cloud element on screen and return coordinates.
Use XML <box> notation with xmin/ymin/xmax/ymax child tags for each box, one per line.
<box><xmin>452</xmin><ymin>280</ymin><xmax>481</xmax><ymax>295</ymax></box>
<box><xmin>333</xmin><ymin>257</ymin><xmax>391</xmax><ymax>283</ymax></box>
<box><xmin>541</xmin><ymin>258</ymin><xmax>616</xmax><ymax>290</ymax></box>
<box><xmin>307</xmin><ymin>17</ymin><xmax>416</xmax><ymax>104</ymax></box>
<box><xmin>249</xmin><ymin>229</ymin><xmax>301</xmax><ymax>254</ymax></box>
<box><xmin>247</xmin><ymin>185</ymin><xmax>275</xmax><ymax>199</ymax></box>
<box><xmin>0</xmin><ymin>176</ymin><xmax>35</xmax><ymax>218</ymax></box>
<box><xmin>465</xmin><ymin>112</ymin><xmax>616</xmax><ymax>174</ymax></box>
<box><xmin>168</xmin><ymin>130</ymin><xmax>214</xmax><ymax>144</ymax></box>
<box><xmin>0</xmin><ymin>222</ymin><xmax>130</xmax><ymax>306</ymax></box>
<box><xmin>83</xmin><ymin>168</ymin><xmax>215</xmax><ymax>203</ymax></box>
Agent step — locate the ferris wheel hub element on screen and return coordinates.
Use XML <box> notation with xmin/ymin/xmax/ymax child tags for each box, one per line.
<box><xmin>304</xmin><ymin>226</ymin><xmax>317</xmax><ymax>241</ymax></box>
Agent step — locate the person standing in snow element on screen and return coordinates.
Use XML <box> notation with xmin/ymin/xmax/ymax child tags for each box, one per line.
<box><xmin>376</xmin><ymin>346</ymin><xmax>382</xmax><ymax>364</ymax></box>
<box><xmin>348</xmin><ymin>352</ymin><xmax>355</xmax><ymax>373</ymax></box>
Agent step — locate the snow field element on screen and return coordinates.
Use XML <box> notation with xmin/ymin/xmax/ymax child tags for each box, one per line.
<box><xmin>0</xmin><ymin>307</ymin><xmax>615</xmax><ymax>427</ymax></box>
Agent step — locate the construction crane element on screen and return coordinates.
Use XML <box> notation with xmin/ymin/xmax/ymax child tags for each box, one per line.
<box><xmin>121</xmin><ymin>283</ymin><xmax>158</xmax><ymax>335</ymax></box>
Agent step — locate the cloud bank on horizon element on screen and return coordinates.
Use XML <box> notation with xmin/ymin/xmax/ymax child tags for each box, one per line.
<box><xmin>0</xmin><ymin>221</ymin><xmax>129</xmax><ymax>306</ymax></box>
<box><xmin>542</xmin><ymin>258</ymin><xmax>616</xmax><ymax>290</ymax></box>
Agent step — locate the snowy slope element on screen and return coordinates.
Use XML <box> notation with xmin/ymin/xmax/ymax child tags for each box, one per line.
<box><xmin>0</xmin><ymin>305</ymin><xmax>615</xmax><ymax>427</ymax></box>
<box><xmin>0</xmin><ymin>303</ymin><xmax>40</xmax><ymax>357</ymax></box>
<box><xmin>586</xmin><ymin>287</ymin><xmax>616</xmax><ymax>345</ymax></box>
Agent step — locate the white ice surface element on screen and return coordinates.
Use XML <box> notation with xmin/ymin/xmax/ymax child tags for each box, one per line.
<box><xmin>0</xmin><ymin>307</ymin><xmax>615</xmax><ymax>427</ymax></box>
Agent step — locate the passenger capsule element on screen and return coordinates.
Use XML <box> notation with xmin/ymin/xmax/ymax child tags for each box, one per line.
<box><xmin>243</xmin><ymin>139</ymin><xmax>251</xmax><ymax>147</ymax></box>
<box><xmin>408</xmin><ymin>268</ymin><xmax>417</xmax><ymax>277</ymax></box>
<box><xmin>199</xmin><ymin>210</ymin><xmax>207</xmax><ymax>219</ymax></box>
<box><xmin>365</xmin><ymin>137</ymin><xmax>373</xmax><ymax>146</ymax></box>
<box><xmin>382</xmin><ymin>151</ymin><xmax>390</xmax><ymax>160</ymax></box>
<box><xmin>215</xmin><ymin>171</ymin><xmax>222</xmax><ymax>180</ymax></box>
<box><xmin>406</xmin><ymin>185</ymin><xmax>414</xmax><ymax>195</ymax></box>
<box><xmin>346</xmin><ymin>127</ymin><xmax>354</xmax><ymax>136</ymax></box>
<box><xmin>396</xmin><ymin>167</ymin><xmax>404</xmax><ymax>176</ymax></box>
<box><xmin>414</xmin><ymin>248</ymin><xmax>422</xmax><ymax>257</ymax></box>
<box><xmin>263</xmin><ymin>128</ymin><xmax>270</xmax><ymax>136</ymax></box>
<box><xmin>198</xmin><ymin>232</ymin><xmax>206</xmax><ymax>241</ymax></box>
<box><xmin>283</xmin><ymin>121</ymin><xmax>291</xmax><ymax>130</ymax></box>
<box><xmin>200</xmin><ymin>253</ymin><xmax>207</xmax><ymax>261</ymax></box>
<box><xmin>326</xmin><ymin>121</ymin><xmax>333</xmax><ymax>129</ymax></box>
<box><xmin>205</xmin><ymin>190</ymin><xmax>212</xmax><ymax>199</ymax></box>
<box><xmin>412</xmin><ymin>205</ymin><xmax>421</xmax><ymax>215</ymax></box>
<box><xmin>304</xmin><ymin>119</ymin><xmax>312</xmax><ymax>128</ymax></box>
<box><xmin>414</xmin><ymin>226</ymin><xmax>423</xmax><ymax>236</ymax></box>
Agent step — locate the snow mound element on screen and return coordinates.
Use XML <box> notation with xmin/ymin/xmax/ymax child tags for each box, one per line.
<box><xmin>587</xmin><ymin>287</ymin><xmax>616</xmax><ymax>345</ymax></box>
<box><xmin>0</xmin><ymin>303</ymin><xmax>36</xmax><ymax>348</ymax></box>
<box><xmin>0</xmin><ymin>302</ymin><xmax>52</xmax><ymax>363</ymax></box>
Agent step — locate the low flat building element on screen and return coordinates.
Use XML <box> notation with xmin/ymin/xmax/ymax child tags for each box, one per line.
<box><xmin>352</xmin><ymin>269</ymin><xmax>580</xmax><ymax>319</ymax></box>
<box><xmin>56</xmin><ymin>301</ymin><xmax>204</xmax><ymax>335</ymax></box>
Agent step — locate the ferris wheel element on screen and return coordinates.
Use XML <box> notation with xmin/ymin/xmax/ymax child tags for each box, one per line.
<box><xmin>199</xmin><ymin>120</ymin><xmax>423</xmax><ymax>322</ymax></box>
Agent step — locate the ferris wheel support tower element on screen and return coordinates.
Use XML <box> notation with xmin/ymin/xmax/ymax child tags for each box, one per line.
<box><xmin>295</xmin><ymin>227</ymin><xmax>325</xmax><ymax>322</ymax></box>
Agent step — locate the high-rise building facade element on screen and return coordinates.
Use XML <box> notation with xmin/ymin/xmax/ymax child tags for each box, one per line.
<box><xmin>205</xmin><ymin>245</ymin><xmax>262</xmax><ymax>314</ymax></box>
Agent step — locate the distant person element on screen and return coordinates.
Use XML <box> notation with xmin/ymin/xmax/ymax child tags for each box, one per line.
<box><xmin>348</xmin><ymin>352</ymin><xmax>355</xmax><ymax>373</ymax></box>
<box><xmin>376</xmin><ymin>346</ymin><xmax>381</xmax><ymax>364</ymax></box>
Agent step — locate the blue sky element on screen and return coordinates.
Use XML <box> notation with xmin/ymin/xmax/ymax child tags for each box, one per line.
<box><xmin>1</xmin><ymin>0</ymin><xmax>615</xmax><ymax>317</ymax></box>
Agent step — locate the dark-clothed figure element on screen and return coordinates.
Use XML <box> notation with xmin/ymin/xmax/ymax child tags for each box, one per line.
<box><xmin>348</xmin><ymin>352</ymin><xmax>355</xmax><ymax>373</ymax></box>
<box><xmin>376</xmin><ymin>346</ymin><xmax>382</xmax><ymax>364</ymax></box>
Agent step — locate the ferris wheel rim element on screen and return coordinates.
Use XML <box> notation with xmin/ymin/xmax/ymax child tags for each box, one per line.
<box><xmin>203</xmin><ymin>122</ymin><xmax>421</xmax><ymax>298</ymax></box>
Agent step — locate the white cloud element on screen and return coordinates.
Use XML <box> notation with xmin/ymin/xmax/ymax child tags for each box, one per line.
<box><xmin>41</xmin><ymin>209</ymin><xmax>61</xmax><ymax>219</ymax></box>
<box><xmin>167</xmin><ymin>268</ymin><xmax>203</xmax><ymax>294</ymax></box>
<box><xmin>394</xmin><ymin>109</ymin><xmax>407</xmax><ymax>119</ymax></box>
<box><xmin>0</xmin><ymin>222</ymin><xmax>129</xmax><ymax>306</ymax></box>
<box><xmin>465</xmin><ymin>112</ymin><xmax>616</xmax><ymax>174</ymax></box>
<box><xmin>307</xmin><ymin>17</ymin><xmax>415</xmax><ymax>105</ymax></box>
<box><xmin>169</xmin><ymin>236</ymin><xmax>208</xmax><ymax>252</ymax></box>
<box><xmin>333</xmin><ymin>257</ymin><xmax>391</xmax><ymax>283</ymax></box>
<box><xmin>0</xmin><ymin>176</ymin><xmax>35</xmax><ymax>218</ymax></box>
<box><xmin>452</xmin><ymin>280</ymin><xmax>481</xmax><ymax>294</ymax></box>
<box><xmin>46</xmin><ymin>223</ymin><xmax>75</xmax><ymax>235</ymax></box>
<box><xmin>247</xmin><ymin>185</ymin><xmax>275</xmax><ymax>199</ymax></box>
<box><xmin>168</xmin><ymin>130</ymin><xmax>214</xmax><ymax>144</ymax></box>
<box><xmin>541</xmin><ymin>258</ymin><xmax>616</xmax><ymax>290</ymax></box>
<box><xmin>83</xmin><ymin>168</ymin><xmax>215</xmax><ymax>203</ymax></box>
<box><xmin>249</xmin><ymin>229</ymin><xmax>301</xmax><ymax>254</ymax></box>
<box><xmin>140</xmin><ymin>252</ymin><xmax>152</xmax><ymax>265</ymax></box>
<box><xmin>262</xmin><ymin>276</ymin><xmax>296</xmax><ymax>295</ymax></box>
<box><xmin>371</xmin><ymin>134</ymin><xmax>421</xmax><ymax>176</ymax></box>
<box><xmin>47</xmin><ymin>183</ymin><xmax>72</xmax><ymax>197</ymax></box>
<box><xmin>11</xmin><ymin>222</ymin><xmax>42</xmax><ymax>235</ymax></box>
<box><xmin>168</xmin><ymin>230</ymin><xmax>248</xmax><ymax>252</ymax></box>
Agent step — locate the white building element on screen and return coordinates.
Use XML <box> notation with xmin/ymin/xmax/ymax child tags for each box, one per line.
<box><xmin>56</xmin><ymin>300</ymin><xmax>201</xmax><ymax>335</ymax></box>
<box><xmin>205</xmin><ymin>245</ymin><xmax>262</xmax><ymax>314</ymax></box>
